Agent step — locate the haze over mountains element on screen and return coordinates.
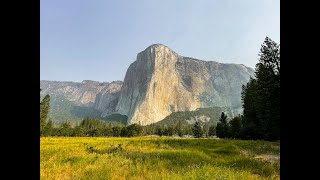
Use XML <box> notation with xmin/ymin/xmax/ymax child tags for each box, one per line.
<box><xmin>40</xmin><ymin>80</ymin><xmax>123</xmax><ymax>123</ymax></box>
<box><xmin>40</xmin><ymin>44</ymin><xmax>254</xmax><ymax>125</ymax></box>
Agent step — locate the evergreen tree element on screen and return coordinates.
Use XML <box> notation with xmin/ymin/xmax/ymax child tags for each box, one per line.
<box><xmin>175</xmin><ymin>119</ymin><xmax>183</xmax><ymax>137</ymax></box>
<box><xmin>241</xmin><ymin>36</ymin><xmax>280</xmax><ymax>141</ymax></box>
<box><xmin>163</xmin><ymin>126</ymin><xmax>175</xmax><ymax>136</ymax></box>
<box><xmin>126</xmin><ymin>123</ymin><xmax>143</xmax><ymax>137</ymax></box>
<box><xmin>255</xmin><ymin>37</ymin><xmax>280</xmax><ymax>140</ymax></box>
<box><xmin>80</xmin><ymin>118</ymin><xmax>106</xmax><ymax>134</ymax></box>
<box><xmin>216</xmin><ymin>123</ymin><xmax>223</xmax><ymax>138</ymax></box>
<box><xmin>43</xmin><ymin>120</ymin><xmax>54</xmax><ymax>136</ymax></box>
<box><xmin>103</xmin><ymin>126</ymin><xmax>113</xmax><ymax>136</ymax></box>
<box><xmin>183</xmin><ymin>124</ymin><xmax>193</xmax><ymax>136</ymax></box>
<box><xmin>150</xmin><ymin>123</ymin><xmax>156</xmax><ymax>135</ymax></box>
<box><xmin>155</xmin><ymin>126</ymin><xmax>163</xmax><ymax>137</ymax></box>
<box><xmin>241</xmin><ymin>78</ymin><xmax>264</xmax><ymax>139</ymax></box>
<box><xmin>40</xmin><ymin>94</ymin><xmax>50</xmax><ymax>136</ymax></box>
<box><xmin>112</xmin><ymin>126</ymin><xmax>121</xmax><ymax>137</ymax></box>
<box><xmin>120</xmin><ymin>126</ymin><xmax>128</xmax><ymax>137</ymax></box>
<box><xmin>92</xmin><ymin>128</ymin><xmax>104</xmax><ymax>137</ymax></box>
<box><xmin>229</xmin><ymin>116</ymin><xmax>242</xmax><ymax>138</ymax></box>
<box><xmin>72</xmin><ymin>126</ymin><xmax>85</xmax><ymax>137</ymax></box>
<box><xmin>58</xmin><ymin>122</ymin><xmax>73</xmax><ymax>136</ymax></box>
<box><xmin>208</xmin><ymin>125</ymin><xmax>216</xmax><ymax>137</ymax></box>
<box><xmin>192</xmin><ymin>121</ymin><xmax>203</xmax><ymax>138</ymax></box>
<box><xmin>216</xmin><ymin>112</ymin><xmax>229</xmax><ymax>138</ymax></box>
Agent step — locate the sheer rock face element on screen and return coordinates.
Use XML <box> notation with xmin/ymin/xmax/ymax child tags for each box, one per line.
<box><xmin>116</xmin><ymin>44</ymin><xmax>254</xmax><ymax>125</ymax></box>
<box><xmin>40</xmin><ymin>80</ymin><xmax>122</xmax><ymax>116</ymax></box>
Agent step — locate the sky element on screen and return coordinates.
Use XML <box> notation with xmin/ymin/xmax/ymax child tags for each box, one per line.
<box><xmin>40</xmin><ymin>0</ymin><xmax>280</xmax><ymax>82</ymax></box>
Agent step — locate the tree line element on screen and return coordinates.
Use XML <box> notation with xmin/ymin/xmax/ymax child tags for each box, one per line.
<box><xmin>40</xmin><ymin>117</ymin><xmax>143</xmax><ymax>137</ymax></box>
<box><xmin>39</xmin><ymin>115</ymin><xmax>216</xmax><ymax>138</ymax></box>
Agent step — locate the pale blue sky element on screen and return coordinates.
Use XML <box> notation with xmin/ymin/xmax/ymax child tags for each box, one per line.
<box><xmin>40</xmin><ymin>0</ymin><xmax>280</xmax><ymax>82</ymax></box>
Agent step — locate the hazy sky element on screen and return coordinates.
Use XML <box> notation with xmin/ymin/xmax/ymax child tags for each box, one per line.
<box><xmin>40</xmin><ymin>0</ymin><xmax>280</xmax><ymax>82</ymax></box>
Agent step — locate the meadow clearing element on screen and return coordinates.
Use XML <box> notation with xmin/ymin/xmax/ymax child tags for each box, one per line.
<box><xmin>40</xmin><ymin>137</ymin><xmax>280</xmax><ymax>180</ymax></box>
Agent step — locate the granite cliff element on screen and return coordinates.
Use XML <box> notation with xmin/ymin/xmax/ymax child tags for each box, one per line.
<box><xmin>116</xmin><ymin>44</ymin><xmax>254</xmax><ymax>125</ymax></box>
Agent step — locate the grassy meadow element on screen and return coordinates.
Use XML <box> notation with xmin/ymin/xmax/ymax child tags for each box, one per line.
<box><xmin>40</xmin><ymin>137</ymin><xmax>280</xmax><ymax>180</ymax></box>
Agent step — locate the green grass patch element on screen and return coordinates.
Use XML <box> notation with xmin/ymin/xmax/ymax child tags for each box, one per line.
<box><xmin>41</xmin><ymin>137</ymin><xmax>280</xmax><ymax>180</ymax></box>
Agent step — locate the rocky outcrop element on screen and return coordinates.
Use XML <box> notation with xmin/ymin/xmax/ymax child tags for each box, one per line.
<box><xmin>40</xmin><ymin>80</ymin><xmax>122</xmax><ymax>116</ymax></box>
<box><xmin>116</xmin><ymin>44</ymin><xmax>254</xmax><ymax>125</ymax></box>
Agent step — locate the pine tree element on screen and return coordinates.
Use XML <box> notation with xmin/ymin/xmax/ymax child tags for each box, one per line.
<box><xmin>126</xmin><ymin>123</ymin><xmax>143</xmax><ymax>137</ymax></box>
<box><xmin>155</xmin><ymin>126</ymin><xmax>163</xmax><ymax>137</ymax></box>
<box><xmin>112</xmin><ymin>126</ymin><xmax>121</xmax><ymax>137</ymax></box>
<box><xmin>192</xmin><ymin>121</ymin><xmax>203</xmax><ymax>138</ymax></box>
<box><xmin>164</xmin><ymin>126</ymin><xmax>175</xmax><ymax>136</ymax></box>
<box><xmin>175</xmin><ymin>119</ymin><xmax>183</xmax><ymax>137</ymax></box>
<box><xmin>241</xmin><ymin>36</ymin><xmax>280</xmax><ymax>140</ymax></box>
<box><xmin>208</xmin><ymin>125</ymin><xmax>216</xmax><ymax>137</ymax></box>
<box><xmin>58</xmin><ymin>122</ymin><xmax>72</xmax><ymax>136</ymax></box>
<box><xmin>120</xmin><ymin>126</ymin><xmax>128</xmax><ymax>137</ymax></box>
<box><xmin>103</xmin><ymin>126</ymin><xmax>113</xmax><ymax>136</ymax></box>
<box><xmin>216</xmin><ymin>112</ymin><xmax>229</xmax><ymax>138</ymax></box>
<box><xmin>72</xmin><ymin>126</ymin><xmax>85</xmax><ymax>137</ymax></box>
<box><xmin>241</xmin><ymin>78</ymin><xmax>263</xmax><ymax>139</ymax></box>
<box><xmin>43</xmin><ymin>120</ymin><xmax>53</xmax><ymax>136</ymax></box>
<box><xmin>255</xmin><ymin>37</ymin><xmax>280</xmax><ymax>140</ymax></box>
<box><xmin>40</xmin><ymin>94</ymin><xmax>50</xmax><ymax>136</ymax></box>
<box><xmin>229</xmin><ymin>116</ymin><xmax>242</xmax><ymax>138</ymax></box>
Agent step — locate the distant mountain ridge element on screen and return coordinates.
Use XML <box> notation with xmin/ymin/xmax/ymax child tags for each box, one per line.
<box><xmin>40</xmin><ymin>80</ymin><xmax>123</xmax><ymax>123</ymax></box>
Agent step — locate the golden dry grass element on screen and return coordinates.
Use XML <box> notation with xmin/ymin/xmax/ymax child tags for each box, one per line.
<box><xmin>41</xmin><ymin>137</ymin><xmax>280</xmax><ymax>180</ymax></box>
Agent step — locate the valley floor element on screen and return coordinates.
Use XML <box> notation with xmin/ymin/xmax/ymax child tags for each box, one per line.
<box><xmin>40</xmin><ymin>137</ymin><xmax>280</xmax><ymax>180</ymax></box>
